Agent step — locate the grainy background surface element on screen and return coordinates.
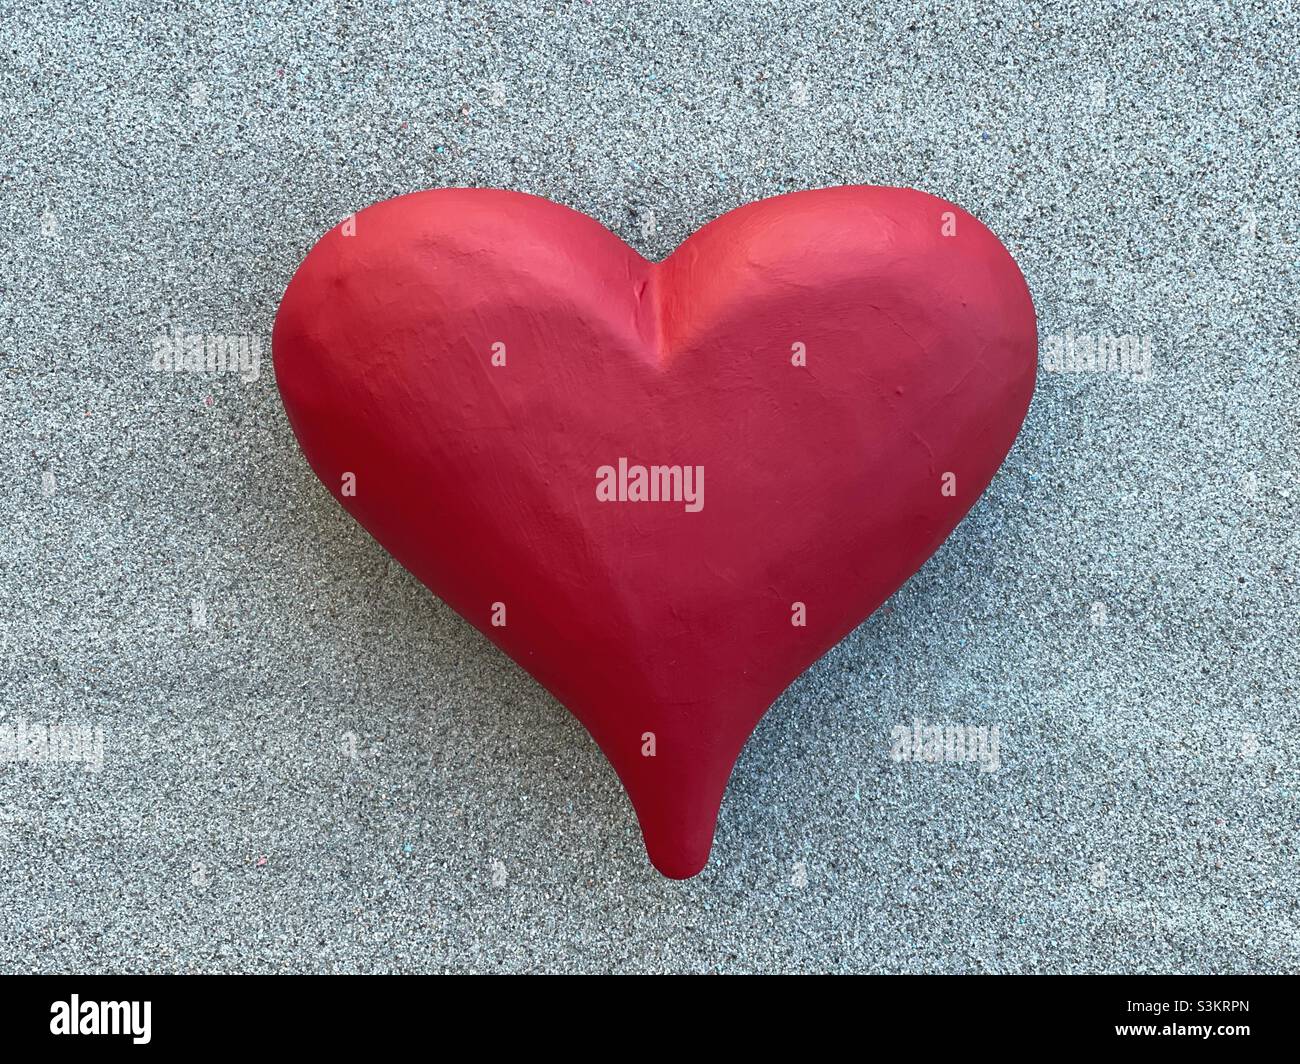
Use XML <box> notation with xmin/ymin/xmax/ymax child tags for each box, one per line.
<box><xmin>2</xmin><ymin>0</ymin><xmax>1297</xmax><ymax>973</ymax></box>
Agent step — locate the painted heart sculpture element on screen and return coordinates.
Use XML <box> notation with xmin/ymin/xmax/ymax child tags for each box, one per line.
<box><xmin>273</xmin><ymin>186</ymin><xmax>1036</xmax><ymax>878</ymax></box>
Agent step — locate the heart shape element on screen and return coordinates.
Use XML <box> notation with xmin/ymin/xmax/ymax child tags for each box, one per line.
<box><xmin>273</xmin><ymin>186</ymin><xmax>1036</xmax><ymax>878</ymax></box>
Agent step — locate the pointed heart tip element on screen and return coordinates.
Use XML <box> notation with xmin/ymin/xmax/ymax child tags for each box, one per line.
<box><xmin>646</xmin><ymin>842</ymin><xmax>712</xmax><ymax>880</ymax></box>
<box><xmin>631</xmin><ymin>780</ymin><xmax>726</xmax><ymax>880</ymax></box>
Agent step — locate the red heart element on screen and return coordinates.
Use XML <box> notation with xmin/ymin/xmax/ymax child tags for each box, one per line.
<box><xmin>273</xmin><ymin>187</ymin><xmax>1036</xmax><ymax>878</ymax></box>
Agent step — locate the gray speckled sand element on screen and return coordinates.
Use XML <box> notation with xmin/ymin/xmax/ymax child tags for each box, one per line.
<box><xmin>1</xmin><ymin>1</ymin><xmax>1297</xmax><ymax>973</ymax></box>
